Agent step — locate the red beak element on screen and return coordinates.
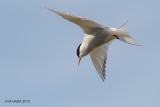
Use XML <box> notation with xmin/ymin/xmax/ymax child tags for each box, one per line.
<box><xmin>78</xmin><ymin>56</ymin><xmax>81</xmax><ymax>66</ymax></box>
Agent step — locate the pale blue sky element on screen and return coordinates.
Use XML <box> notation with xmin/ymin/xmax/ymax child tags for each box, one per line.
<box><xmin>0</xmin><ymin>0</ymin><xmax>160</xmax><ymax>107</ymax></box>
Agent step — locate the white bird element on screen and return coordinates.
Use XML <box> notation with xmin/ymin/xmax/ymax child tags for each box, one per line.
<box><xmin>46</xmin><ymin>8</ymin><xmax>140</xmax><ymax>81</ymax></box>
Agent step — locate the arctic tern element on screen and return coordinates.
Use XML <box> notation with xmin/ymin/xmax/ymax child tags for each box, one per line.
<box><xmin>46</xmin><ymin>8</ymin><xmax>140</xmax><ymax>81</ymax></box>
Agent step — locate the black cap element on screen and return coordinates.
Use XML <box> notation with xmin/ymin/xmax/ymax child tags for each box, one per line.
<box><xmin>76</xmin><ymin>43</ymin><xmax>82</xmax><ymax>57</ymax></box>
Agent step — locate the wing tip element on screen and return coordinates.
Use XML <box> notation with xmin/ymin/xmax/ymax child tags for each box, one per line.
<box><xmin>44</xmin><ymin>7</ymin><xmax>50</xmax><ymax>11</ymax></box>
<box><xmin>102</xmin><ymin>77</ymin><xmax>106</xmax><ymax>82</ymax></box>
<box><xmin>44</xmin><ymin>7</ymin><xmax>57</xmax><ymax>13</ymax></box>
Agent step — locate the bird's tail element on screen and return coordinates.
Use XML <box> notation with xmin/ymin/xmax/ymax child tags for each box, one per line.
<box><xmin>112</xmin><ymin>21</ymin><xmax>140</xmax><ymax>46</ymax></box>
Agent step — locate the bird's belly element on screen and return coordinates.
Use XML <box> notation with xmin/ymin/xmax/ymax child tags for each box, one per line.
<box><xmin>86</xmin><ymin>35</ymin><xmax>111</xmax><ymax>54</ymax></box>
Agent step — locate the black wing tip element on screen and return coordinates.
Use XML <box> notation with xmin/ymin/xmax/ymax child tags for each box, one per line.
<box><xmin>101</xmin><ymin>73</ymin><xmax>106</xmax><ymax>82</ymax></box>
<box><xmin>102</xmin><ymin>77</ymin><xmax>106</xmax><ymax>82</ymax></box>
<box><xmin>101</xmin><ymin>58</ymin><xmax>107</xmax><ymax>82</ymax></box>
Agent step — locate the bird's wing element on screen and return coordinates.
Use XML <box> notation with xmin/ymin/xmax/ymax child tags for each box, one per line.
<box><xmin>89</xmin><ymin>43</ymin><xmax>110</xmax><ymax>81</ymax></box>
<box><xmin>46</xmin><ymin>8</ymin><xmax>104</xmax><ymax>34</ymax></box>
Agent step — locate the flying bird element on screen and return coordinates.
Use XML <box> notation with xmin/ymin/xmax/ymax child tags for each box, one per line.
<box><xmin>46</xmin><ymin>8</ymin><xmax>140</xmax><ymax>81</ymax></box>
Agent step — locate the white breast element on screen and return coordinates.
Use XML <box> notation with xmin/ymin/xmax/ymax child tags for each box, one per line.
<box><xmin>80</xmin><ymin>28</ymin><xmax>113</xmax><ymax>57</ymax></box>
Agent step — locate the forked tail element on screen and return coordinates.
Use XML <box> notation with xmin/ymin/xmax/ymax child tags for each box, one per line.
<box><xmin>113</xmin><ymin>20</ymin><xmax>140</xmax><ymax>46</ymax></box>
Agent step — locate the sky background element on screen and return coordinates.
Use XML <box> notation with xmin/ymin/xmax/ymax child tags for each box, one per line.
<box><xmin>0</xmin><ymin>0</ymin><xmax>160</xmax><ymax>107</ymax></box>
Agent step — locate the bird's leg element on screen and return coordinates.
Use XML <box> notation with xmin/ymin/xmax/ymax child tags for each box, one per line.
<box><xmin>113</xmin><ymin>35</ymin><xmax>119</xmax><ymax>39</ymax></box>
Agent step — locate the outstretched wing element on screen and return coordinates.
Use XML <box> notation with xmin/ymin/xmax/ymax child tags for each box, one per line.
<box><xmin>46</xmin><ymin>8</ymin><xmax>104</xmax><ymax>33</ymax></box>
<box><xmin>89</xmin><ymin>43</ymin><xmax>110</xmax><ymax>81</ymax></box>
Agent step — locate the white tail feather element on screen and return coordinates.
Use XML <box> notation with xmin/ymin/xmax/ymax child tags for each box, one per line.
<box><xmin>119</xmin><ymin>20</ymin><xmax>129</xmax><ymax>30</ymax></box>
<box><xmin>111</xmin><ymin>20</ymin><xmax>140</xmax><ymax>46</ymax></box>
